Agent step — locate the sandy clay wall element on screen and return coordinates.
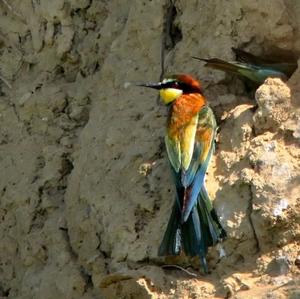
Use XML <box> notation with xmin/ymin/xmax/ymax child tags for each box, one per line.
<box><xmin>0</xmin><ymin>0</ymin><xmax>299</xmax><ymax>298</ymax></box>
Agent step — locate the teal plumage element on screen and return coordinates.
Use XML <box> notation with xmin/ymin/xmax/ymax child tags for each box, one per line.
<box><xmin>193</xmin><ymin>48</ymin><xmax>297</xmax><ymax>84</ymax></box>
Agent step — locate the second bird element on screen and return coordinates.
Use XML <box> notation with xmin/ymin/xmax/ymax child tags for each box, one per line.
<box><xmin>193</xmin><ymin>48</ymin><xmax>297</xmax><ymax>84</ymax></box>
<box><xmin>137</xmin><ymin>74</ymin><xmax>226</xmax><ymax>273</ymax></box>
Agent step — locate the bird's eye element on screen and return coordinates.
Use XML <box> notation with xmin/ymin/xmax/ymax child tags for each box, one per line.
<box><xmin>171</xmin><ymin>82</ymin><xmax>180</xmax><ymax>89</ymax></box>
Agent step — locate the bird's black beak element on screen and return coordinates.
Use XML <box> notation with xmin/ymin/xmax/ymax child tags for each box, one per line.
<box><xmin>191</xmin><ymin>56</ymin><xmax>209</xmax><ymax>63</ymax></box>
<box><xmin>135</xmin><ymin>82</ymin><xmax>163</xmax><ymax>90</ymax></box>
<box><xmin>191</xmin><ymin>56</ymin><xmax>201</xmax><ymax>61</ymax></box>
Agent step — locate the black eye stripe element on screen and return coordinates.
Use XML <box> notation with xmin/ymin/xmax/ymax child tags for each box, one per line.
<box><xmin>161</xmin><ymin>80</ymin><xmax>202</xmax><ymax>94</ymax></box>
<box><xmin>171</xmin><ymin>82</ymin><xmax>179</xmax><ymax>88</ymax></box>
<box><xmin>161</xmin><ymin>81</ymin><xmax>178</xmax><ymax>89</ymax></box>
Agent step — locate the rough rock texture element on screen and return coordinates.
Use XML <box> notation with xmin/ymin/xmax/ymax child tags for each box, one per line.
<box><xmin>0</xmin><ymin>0</ymin><xmax>299</xmax><ymax>298</ymax></box>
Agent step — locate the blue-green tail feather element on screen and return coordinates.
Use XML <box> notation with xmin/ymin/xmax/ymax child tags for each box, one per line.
<box><xmin>158</xmin><ymin>186</ymin><xmax>226</xmax><ymax>273</ymax></box>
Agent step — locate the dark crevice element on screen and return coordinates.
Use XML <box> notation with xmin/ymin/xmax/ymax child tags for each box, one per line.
<box><xmin>29</xmin><ymin>151</ymin><xmax>74</xmax><ymax>233</ymax></box>
<box><xmin>0</xmin><ymin>286</ymin><xmax>10</xmax><ymax>297</ymax></box>
<box><xmin>164</xmin><ymin>4</ymin><xmax>182</xmax><ymax>51</ymax></box>
<box><xmin>53</xmin><ymin>22</ymin><xmax>62</xmax><ymax>37</ymax></box>
<box><xmin>160</xmin><ymin>0</ymin><xmax>182</xmax><ymax>81</ymax></box>
<box><xmin>28</xmin><ymin>184</ymin><xmax>44</xmax><ymax>233</ymax></box>
<box><xmin>70</xmin><ymin>0</ymin><xmax>93</xmax><ymax>17</ymax></box>
<box><xmin>29</xmin><ymin>208</ymin><xmax>47</xmax><ymax>231</ymax></box>
<box><xmin>59</xmin><ymin>154</ymin><xmax>74</xmax><ymax>177</ymax></box>
<box><xmin>1</xmin><ymin>186</ymin><xmax>7</xmax><ymax>197</ymax></box>
<box><xmin>59</xmin><ymin>226</ymin><xmax>79</xmax><ymax>259</ymax></box>
<box><xmin>10</xmin><ymin>101</ymin><xmax>20</xmax><ymax>122</ymax></box>
<box><xmin>96</xmin><ymin>232</ymin><xmax>109</xmax><ymax>258</ymax></box>
<box><xmin>80</xmin><ymin>266</ymin><xmax>93</xmax><ymax>293</ymax></box>
<box><xmin>60</xmin><ymin>229</ymin><xmax>94</xmax><ymax>294</ymax></box>
<box><xmin>247</xmin><ymin>185</ymin><xmax>260</xmax><ymax>253</ymax></box>
<box><xmin>96</xmin><ymin>232</ymin><xmax>110</xmax><ymax>274</ymax></box>
<box><xmin>60</xmin><ymin>225</ymin><xmax>95</xmax><ymax>293</ymax></box>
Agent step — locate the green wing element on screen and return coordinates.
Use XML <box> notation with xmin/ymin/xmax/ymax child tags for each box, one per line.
<box><xmin>165</xmin><ymin>135</ymin><xmax>181</xmax><ymax>173</ymax></box>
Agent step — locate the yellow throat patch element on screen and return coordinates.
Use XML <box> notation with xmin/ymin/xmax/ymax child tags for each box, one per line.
<box><xmin>160</xmin><ymin>88</ymin><xmax>183</xmax><ymax>104</ymax></box>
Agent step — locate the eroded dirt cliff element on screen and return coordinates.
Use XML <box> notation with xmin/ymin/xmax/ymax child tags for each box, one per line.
<box><xmin>0</xmin><ymin>1</ymin><xmax>299</xmax><ymax>298</ymax></box>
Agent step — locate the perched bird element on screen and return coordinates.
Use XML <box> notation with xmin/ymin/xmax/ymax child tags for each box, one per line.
<box><xmin>192</xmin><ymin>48</ymin><xmax>297</xmax><ymax>84</ymax></box>
<box><xmin>137</xmin><ymin>74</ymin><xmax>226</xmax><ymax>273</ymax></box>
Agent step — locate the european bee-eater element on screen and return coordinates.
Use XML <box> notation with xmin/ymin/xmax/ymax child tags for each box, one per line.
<box><xmin>137</xmin><ymin>74</ymin><xmax>226</xmax><ymax>273</ymax></box>
<box><xmin>192</xmin><ymin>48</ymin><xmax>297</xmax><ymax>84</ymax></box>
